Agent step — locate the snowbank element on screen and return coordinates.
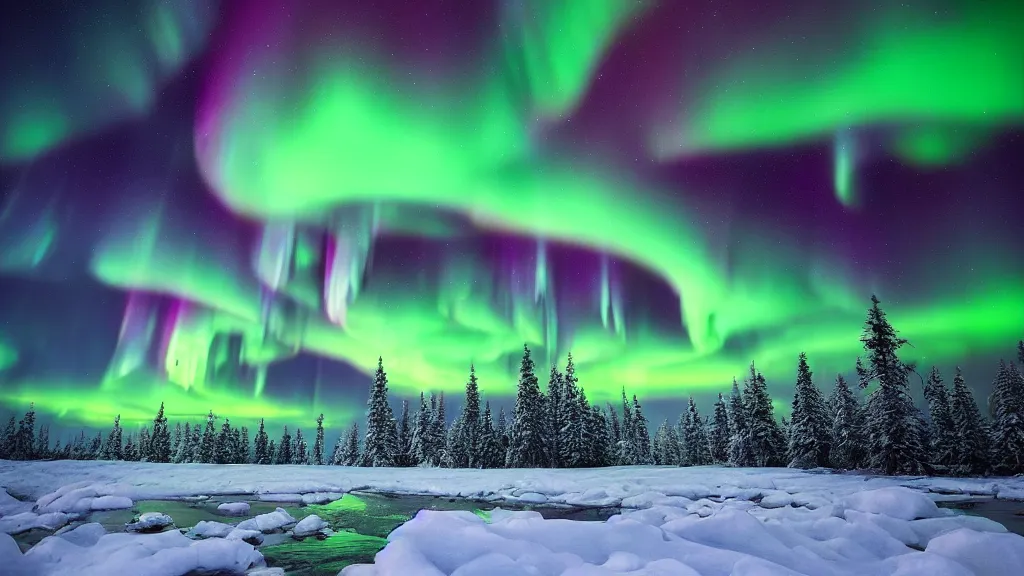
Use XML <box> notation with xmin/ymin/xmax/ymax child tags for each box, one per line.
<box><xmin>292</xmin><ymin>514</ymin><xmax>329</xmax><ymax>537</ymax></box>
<box><xmin>236</xmin><ymin>507</ymin><xmax>296</xmax><ymax>533</ymax></box>
<box><xmin>217</xmin><ymin>501</ymin><xmax>250</xmax><ymax>515</ymax></box>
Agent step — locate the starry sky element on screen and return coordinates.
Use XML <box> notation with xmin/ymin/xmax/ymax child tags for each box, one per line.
<box><xmin>1</xmin><ymin>0</ymin><xmax>1021</xmax><ymax>434</ymax></box>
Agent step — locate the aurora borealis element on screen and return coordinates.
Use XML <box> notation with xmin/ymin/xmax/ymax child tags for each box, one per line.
<box><xmin>1</xmin><ymin>0</ymin><xmax>1021</xmax><ymax>430</ymax></box>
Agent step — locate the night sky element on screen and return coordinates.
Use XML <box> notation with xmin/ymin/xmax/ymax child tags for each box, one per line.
<box><xmin>1</xmin><ymin>0</ymin><xmax>1021</xmax><ymax>435</ymax></box>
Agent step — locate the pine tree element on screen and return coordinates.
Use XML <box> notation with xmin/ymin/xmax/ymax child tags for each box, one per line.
<box><xmin>857</xmin><ymin>295</ymin><xmax>923</xmax><ymax>475</ymax></box>
<box><xmin>138</xmin><ymin>427</ymin><xmax>151</xmax><ymax>461</ymax></box>
<box><xmin>459</xmin><ymin>365</ymin><xmax>482</xmax><ymax>468</ymax></box>
<box><xmin>560</xmin><ymin>361</ymin><xmax>585</xmax><ymax>468</ymax></box>
<box><xmin>478</xmin><ymin>402</ymin><xmax>503</xmax><ymax>468</ymax></box>
<box><xmin>992</xmin><ymin>361</ymin><xmax>1024</xmax><ymax>474</ymax></box>
<box><xmin>254</xmin><ymin>419</ymin><xmax>270</xmax><ymax>464</ymax></box>
<box><xmin>506</xmin><ymin>344</ymin><xmax>547</xmax><ymax>467</ymax></box>
<box><xmin>268</xmin><ymin>439</ymin><xmax>277</xmax><ymax>464</ymax></box>
<box><xmin>342</xmin><ymin>422</ymin><xmax>360</xmax><ymax>466</ymax></box>
<box><xmin>618</xmin><ymin>389</ymin><xmax>635</xmax><ymax>465</ymax></box>
<box><xmin>496</xmin><ymin>406</ymin><xmax>509</xmax><ymax>454</ymax></box>
<box><xmin>546</xmin><ymin>364</ymin><xmax>564</xmax><ymax>467</ymax></box>
<box><xmin>1019</xmin><ymin>340</ymin><xmax>1024</xmax><ymax>365</ymax></box>
<box><xmin>429</xmin><ymin>392</ymin><xmax>447</xmax><ymax>466</ymax></box>
<box><xmin>631</xmin><ymin>395</ymin><xmax>654</xmax><ymax>465</ymax></box>
<box><xmin>442</xmin><ymin>416</ymin><xmax>463</xmax><ymax>468</ymax></box>
<box><xmin>313</xmin><ymin>414</ymin><xmax>326</xmax><ymax>465</ymax></box>
<box><xmin>923</xmin><ymin>367</ymin><xmax>956</xmax><ymax>467</ymax></box>
<box><xmin>788</xmin><ymin>353</ymin><xmax>830</xmax><ymax>468</ymax></box>
<box><xmin>396</xmin><ymin>401</ymin><xmax>412</xmax><ymax>467</ymax></box>
<box><xmin>173</xmin><ymin>422</ymin><xmax>191</xmax><ymax>463</ymax></box>
<box><xmin>170</xmin><ymin>423</ymin><xmax>182</xmax><ymax>463</ymax></box>
<box><xmin>743</xmin><ymin>364</ymin><xmax>783</xmax><ymax>467</ymax></box>
<box><xmin>123</xmin><ymin>434</ymin><xmax>137</xmax><ymax>462</ymax></box>
<box><xmin>728</xmin><ymin>378</ymin><xmax>753</xmax><ymax>467</ymax></box>
<box><xmin>216</xmin><ymin>419</ymin><xmax>233</xmax><ymax>464</ymax></box>
<box><xmin>654</xmin><ymin>421</ymin><xmax>671</xmax><ymax>465</ymax></box>
<box><xmin>950</xmin><ymin>368</ymin><xmax>990</xmax><ymax>475</ymax></box>
<box><xmin>189</xmin><ymin>420</ymin><xmax>202</xmax><ymax>463</ymax></box>
<box><xmin>362</xmin><ymin>357</ymin><xmax>399</xmax><ymax>467</ymax></box>
<box><xmin>683</xmin><ymin>397</ymin><xmax>712</xmax><ymax>465</ymax></box>
<box><xmin>589</xmin><ymin>405</ymin><xmax>613</xmax><ymax>466</ymax></box>
<box><xmin>199</xmin><ymin>410</ymin><xmax>217</xmax><ymax>463</ymax></box>
<box><xmin>13</xmin><ymin>404</ymin><xmax>36</xmax><ymax>460</ymax></box>
<box><xmin>606</xmin><ymin>403</ymin><xmax>621</xmax><ymax>461</ymax></box>
<box><xmin>0</xmin><ymin>416</ymin><xmax>16</xmax><ymax>459</ymax></box>
<box><xmin>293</xmin><ymin>428</ymin><xmax>309</xmax><ymax>464</ymax></box>
<box><xmin>709</xmin><ymin>393</ymin><xmax>730</xmax><ymax>463</ymax></box>
<box><xmin>34</xmin><ymin>424</ymin><xmax>49</xmax><ymax>458</ymax></box>
<box><xmin>577</xmin><ymin>388</ymin><xmax>598</xmax><ymax>466</ymax></box>
<box><xmin>411</xmin><ymin>393</ymin><xmax>430</xmax><ymax>466</ymax></box>
<box><xmin>149</xmin><ymin>402</ymin><xmax>171</xmax><ymax>463</ymax></box>
<box><xmin>828</xmin><ymin>375</ymin><xmax>866</xmax><ymax>469</ymax></box>
<box><xmin>104</xmin><ymin>415</ymin><xmax>123</xmax><ymax>461</ymax></box>
<box><xmin>277</xmin><ymin>426</ymin><xmax>292</xmax><ymax>464</ymax></box>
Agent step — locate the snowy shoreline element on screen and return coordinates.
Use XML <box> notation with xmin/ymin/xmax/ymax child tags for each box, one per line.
<box><xmin>2</xmin><ymin>461</ymin><xmax>1024</xmax><ymax>575</ymax></box>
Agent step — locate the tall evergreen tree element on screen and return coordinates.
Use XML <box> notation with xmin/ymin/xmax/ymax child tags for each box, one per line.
<box><xmin>992</xmin><ymin>361</ymin><xmax>1024</xmax><ymax>474</ymax></box>
<box><xmin>13</xmin><ymin>404</ymin><xmax>36</xmax><ymax>460</ymax></box>
<box><xmin>411</xmin><ymin>392</ymin><xmax>430</xmax><ymax>466</ymax></box>
<box><xmin>173</xmin><ymin>422</ymin><xmax>191</xmax><ymax>463</ymax></box>
<box><xmin>709</xmin><ymin>393</ymin><xmax>730</xmax><ymax>463</ymax></box>
<box><xmin>313</xmin><ymin>414</ymin><xmax>326</xmax><ymax>465</ymax></box>
<box><xmin>743</xmin><ymin>364</ymin><xmax>784</xmax><ymax>467</ymax></box>
<box><xmin>857</xmin><ymin>295</ymin><xmax>924</xmax><ymax>475</ymax></box>
<box><xmin>428</xmin><ymin>392</ymin><xmax>447</xmax><ymax>466</ymax></box>
<box><xmin>1019</xmin><ymin>340</ymin><xmax>1024</xmax><ymax>365</ymax></box>
<box><xmin>546</xmin><ymin>363</ymin><xmax>564</xmax><ymax>467</ymax></box>
<box><xmin>458</xmin><ymin>365</ymin><xmax>482</xmax><ymax>468</ymax></box>
<box><xmin>496</xmin><ymin>406</ymin><xmax>509</xmax><ymax>454</ymax></box>
<box><xmin>239</xmin><ymin>426</ymin><xmax>251</xmax><ymax>463</ymax></box>
<box><xmin>728</xmin><ymin>378</ymin><xmax>753</xmax><ymax>467</ymax></box>
<box><xmin>828</xmin><ymin>375</ymin><xmax>866</xmax><ymax>469</ymax></box>
<box><xmin>442</xmin><ymin>416</ymin><xmax>463</xmax><ymax>468</ymax></box>
<box><xmin>277</xmin><ymin>426</ymin><xmax>293</xmax><ymax>464</ymax></box>
<box><xmin>506</xmin><ymin>344</ymin><xmax>547</xmax><ymax>467</ymax></box>
<box><xmin>0</xmin><ymin>416</ymin><xmax>16</xmax><ymax>459</ymax></box>
<box><xmin>654</xmin><ymin>421</ymin><xmax>673</xmax><ymax>465</ymax></box>
<box><xmin>560</xmin><ymin>360</ymin><xmax>585</xmax><ymax>468</ymax></box>
<box><xmin>216</xmin><ymin>419</ymin><xmax>233</xmax><ymax>464</ymax></box>
<box><xmin>149</xmin><ymin>402</ymin><xmax>171</xmax><ymax>463</ymax></box>
<box><xmin>949</xmin><ymin>368</ymin><xmax>990</xmax><ymax>475</ymax></box>
<box><xmin>477</xmin><ymin>402</ymin><xmax>501</xmax><ymax>468</ymax></box>
<box><xmin>123</xmin><ymin>433</ymin><xmax>137</xmax><ymax>461</ymax></box>
<box><xmin>923</xmin><ymin>367</ymin><xmax>956</xmax><ymax>467</ymax></box>
<box><xmin>254</xmin><ymin>419</ymin><xmax>270</xmax><ymax>464</ymax></box>
<box><xmin>788</xmin><ymin>353</ymin><xmax>830</xmax><ymax>468</ymax></box>
<box><xmin>606</xmin><ymin>403</ymin><xmax>621</xmax><ymax>460</ymax></box>
<box><xmin>362</xmin><ymin>357</ymin><xmax>399</xmax><ymax>467</ymax></box>
<box><xmin>104</xmin><ymin>415</ymin><xmax>123</xmax><ymax>461</ymax></box>
<box><xmin>684</xmin><ymin>397</ymin><xmax>712</xmax><ymax>466</ymax></box>
<box><xmin>342</xmin><ymin>422</ymin><xmax>360</xmax><ymax>466</ymax></box>
<box><xmin>631</xmin><ymin>395</ymin><xmax>654</xmax><ymax>465</ymax></box>
<box><xmin>619</xmin><ymin>389</ymin><xmax>635</xmax><ymax>464</ymax></box>
<box><xmin>293</xmin><ymin>428</ymin><xmax>309</xmax><ymax>464</ymax></box>
<box><xmin>34</xmin><ymin>425</ymin><xmax>49</xmax><ymax>458</ymax></box>
<box><xmin>589</xmin><ymin>405</ymin><xmax>613</xmax><ymax>467</ymax></box>
<box><xmin>170</xmin><ymin>423</ymin><xmax>183</xmax><ymax>463</ymax></box>
<box><xmin>199</xmin><ymin>410</ymin><xmax>217</xmax><ymax>464</ymax></box>
<box><xmin>397</xmin><ymin>401</ymin><xmax>413</xmax><ymax>467</ymax></box>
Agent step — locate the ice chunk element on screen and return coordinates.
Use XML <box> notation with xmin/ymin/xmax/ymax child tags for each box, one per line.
<box><xmin>236</xmin><ymin>507</ymin><xmax>297</xmax><ymax>533</ymax></box>
<box><xmin>217</xmin><ymin>501</ymin><xmax>250</xmax><ymax>515</ymax></box>
<box><xmin>842</xmin><ymin>487</ymin><xmax>941</xmax><ymax>520</ymax></box>
<box><xmin>292</xmin><ymin>514</ymin><xmax>329</xmax><ymax>537</ymax></box>
<box><xmin>188</xmin><ymin>520</ymin><xmax>235</xmax><ymax>539</ymax></box>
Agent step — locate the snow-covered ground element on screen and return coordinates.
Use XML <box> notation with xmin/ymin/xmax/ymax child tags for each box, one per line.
<box><xmin>1</xmin><ymin>460</ymin><xmax>1022</xmax><ymax>575</ymax></box>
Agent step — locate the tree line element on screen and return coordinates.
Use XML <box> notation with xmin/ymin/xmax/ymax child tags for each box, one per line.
<box><xmin>2</xmin><ymin>297</ymin><xmax>1022</xmax><ymax>477</ymax></box>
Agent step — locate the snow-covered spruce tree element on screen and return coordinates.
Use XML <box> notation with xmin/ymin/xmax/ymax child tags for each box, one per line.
<box><xmin>685</xmin><ymin>398</ymin><xmax>712</xmax><ymax>465</ymax></box>
<box><xmin>123</xmin><ymin>434</ymin><xmax>137</xmax><ymax>461</ymax></box>
<box><xmin>479</xmin><ymin>402</ymin><xmax>504</xmax><ymax>468</ymax></box>
<box><xmin>743</xmin><ymin>364</ymin><xmax>785</xmax><ymax>467</ymax></box>
<box><xmin>293</xmin><ymin>428</ymin><xmax>309</xmax><ymax>464</ymax></box>
<box><xmin>314</xmin><ymin>414</ymin><xmax>326</xmax><ymax>465</ymax></box>
<box><xmin>149</xmin><ymin>402</ymin><xmax>171</xmax><ymax>463</ymax></box>
<box><xmin>653</xmin><ymin>421</ymin><xmax>669</xmax><ymax>465</ymax></box>
<box><xmin>442</xmin><ymin>415</ymin><xmax>463</xmax><ymax>468</ymax></box>
<box><xmin>362</xmin><ymin>357</ymin><xmax>399</xmax><ymax>467</ymax></box>
<box><xmin>397</xmin><ymin>400</ymin><xmax>413</xmax><ymax>467</ymax></box>
<box><xmin>170</xmin><ymin>423</ymin><xmax>182</xmax><ymax>462</ymax></box>
<box><xmin>173</xmin><ymin>422</ymin><xmax>191</xmax><ymax>463</ymax></box>
<box><xmin>506</xmin><ymin>344</ymin><xmax>547</xmax><ymax>468</ymax></box>
<box><xmin>277</xmin><ymin>426</ymin><xmax>292</xmax><ymax>464</ymax></box>
<box><xmin>429</xmin><ymin>393</ymin><xmax>447</xmax><ymax>466</ymax></box>
<box><xmin>828</xmin><ymin>375</ymin><xmax>866</xmax><ymax>469</ymax></box>
<box><xmin>560</xmin><ymin>363</ymin><xmax>585</xmax><ymax>468</ymax></box>
<box><xmin>589</xmin><ymin>405</ymin><xmax>613</xmax><ymax>467</ymax></box>
<box><xmin>577</xmin><ymin>388</ymin><xmax>599</xmax><ymax>466</ymax></box>
<box><xmin>90</xmin><ymin>431</ymin><xmax>104</xmax><ymax>459</ymax></box>
<box><xmin>992</xmin><ymin>361</ymin><xmax>1024</xmax><ymax>474</ymax></box>
<box><xmin>631</xmin><ymin>395</ymin><xmax>654</xmax><ymax>465</ymax></box>
<box><xmin>0</xmin><ymin>416</ymin><xmax>15</xmax><ymax>459</ymax></box>
<box><xmin>788</xmin><ymin>353</ymin><xmax>831</xmax><ymax>469</ymax></box>
<box><xmin>104</xmin><ymin>415</ymin><xmax>123</xmax><ymax>461</ymax></box>
<box><xmin>727</xmin><ymin>378</ymin><xmax>753</xmax><ymax>467</ymax></box>
<box><xmin>215</xmin><ymin>419</ymin><xmax>233</xmax><ymax>464</ymax></box>
<box><xmin>459</xmin><ymin>365</ymin><xmax>482</xmax><ymax>468</ymax></box>
<box><xmin>857</xmin><ymin>295</ymin><xmax>924</xmax><ymax>475</ymax></box>
<box><xmin>138</xmin><ymin>427</ymin><xmax>151</xmax><ymax>461</ymax></box>
<box><xmin>411</xmin><ymin>392</ymin><xmax>430</xmax><ymax>466</ymax></box>
<box><xmin>342</xmin><ymin>422</ymin><xmax>360</xmax><ymax>465</ymax></box>
<box><xmin>709</xmin><ymin>393</ymin><xmax>730</xmax><ymax>464</ymax></box>
<box><xmin>268</xmin><ymin>439</ymin><xmax>277</xmax><ymax>464</ymax></box>
<box><xmin>949</xmin><ymin>368</ymin><xmax>990</xmax><ymax>475</ymax></box>
<box><xmin>13</xmin><ymin>404</ymin><xmax>36</xmax><ymax>460</ymax></box>
<box><xmin>923</xmin><ymin>367</ymin><xmax>956</xmax><ymax>467</ymax></box>
<box><xmin>606</xmin><ymin>403</ymin><xmax>621</xmax><ymax>459</ymax></box>
<box><xmin>546</xmin><ymin>363</ymin><xmax>565</xmax><ymax>468</ymax></box>
<box><xmin>240</xmin><ymin>426</ymin><xmax>251</xmax><ymax>464</ymax></box>
<box><xmin>1019</xmin><ymin>340</ymin><xmax>1024</xmax><ymax>365</ymax></box>
<box><xmin>496</xmin><ymin>406</ymin><xmax>509</xmax><ymax>455</ymax></box>
<box><xmin>34</xmin><ymin>425</ymin><xmax>49</xmax><ymax>459</ymax></box>
<box><xmin>199</xmin><ymin>410</ymin><xmax>217</xmax><ymax>463</ymax></box>
<box><xmin>254</xmin><ymin>419</ymin><xmax>269</xmax><ymax>464</ymax></box>
<box><xmin>618</xmin><ymin>389</ymin><xmax>635</xmax><ymax>464</ymax></box>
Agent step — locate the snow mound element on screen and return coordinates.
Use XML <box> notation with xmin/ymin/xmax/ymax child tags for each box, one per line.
<box><xmin>91</xmin><ymin>495</ymin><xmax>133</xmax><ymax>511</ymax></box>
<box><xmin>125</xmin><ymin>512</ymin><xmax>174</xmax><ymax>533</ymax></box>
<box><xmin>842</xmin><ymin>487</ymin><xmax>942</xmax><ymax>520</ymax></box>
<box><xmin>258</xmin><ymin>493</ymin><xmax>304</xmax><ymax>503</ymax></box>
<box><xmin>292</xmin><ymin>514</ymin><xmax>329</xmax><ymax>537</ymax></box>
<box><xmin>926</xmin><ymin>528</ymin><xmax>1024</xmax><ymax>575</ymax></box>
<box><xmin>187</xmin><ymin>520</ymin><xmax>264</xmax><ymax>544</ymax></box>
<box><xmin>216</xmin><ymin>501</ymin><xmax>250</xmax><ymax>515</ymax></box>
<box><xmin>236</xmin><ymin>507</ymin><xmax>296</xmax><ymax>533</ymax></box>
<box><xmin>56</xmin><ymin>522</ymin><xmax>107</xmax><ymax>547</ymax></box>
<box><xmin>9</xmin><ymin>527</ymin><xmax>265</xmax><ymax>576</ymax></box>
<box><xmin>302</xmin><ymin>491</ymin><xmax>345</xmax><ymax>505</ymax></box>
<box><xmin>0</xmin><ymin>488</ymin><xmax>32</xmax><ymax>516</ymax></box>
<box><xmin>0</xmin><ymin>511</ymin><xmax>70</xmax><ymax>534</ymax></box>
